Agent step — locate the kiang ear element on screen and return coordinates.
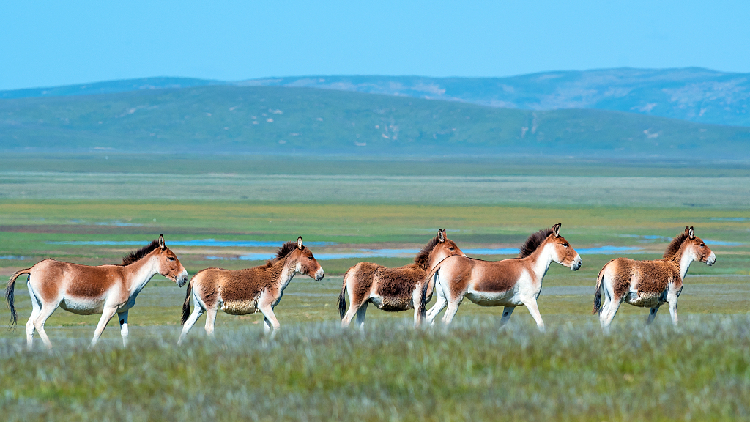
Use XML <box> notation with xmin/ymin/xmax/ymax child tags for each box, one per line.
<box><xmin>158</xmin><ymin>234</ymin><xmax>166</xmax><ymax>250</ymax></box>
<box><xmin>438</xmin><ymin>229</ymin><xmax>446</xmax><ymax>243</ymax></box>
<box><xmin>688</xmin><ymin>226</ymin><xmax>695</xmax><ymax>239</ymax></box>
<box><xmin>297</xmin><ymin>236</ymin><xmax>303</xmax><ymax>249</ymax></box>
<box><xmin>552</xmin><ymin>223</ymin><xmax>561</xmax><ymax>237</ymax></box>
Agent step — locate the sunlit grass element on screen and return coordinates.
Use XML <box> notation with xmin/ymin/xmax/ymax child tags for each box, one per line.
<box><xmin>1</xmin><ymin>157</ymin><xmax>748</xmax><ymax>421</ymax></box>
<box><xmin>1</xmin><ymin>316</ymin><xmax>748</xmax><ymax>421</ymax></box>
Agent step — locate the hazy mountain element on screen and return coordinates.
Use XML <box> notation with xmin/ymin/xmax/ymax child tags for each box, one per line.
<box><xmin>0</xmin><ymin>77</ymin><xmax>222</xmax><ymax>100</ymax></box>
<box><xmin>2</xmin><ymin>68</ymin><xmax>749</xmax><ymax>127</ymax></box>
<box><xmin>2</xmin><ymin>85</ymin><xmax>748</xmax><ymax>159</ymax></box>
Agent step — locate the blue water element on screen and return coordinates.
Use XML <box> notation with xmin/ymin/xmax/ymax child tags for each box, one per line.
<box><xmin>0</xmin><ymin>255</ymin><xmax>27</xmax><ymax>260</ymax></box>
<box><xmin>51</xmin><ymin>239</ymin><xmax>333</xmax><ymax>247</ymax></box>
<box><xmin>705</xmin><ymin>239</ymin><xmax>745</xmax><ymax>246</ymax></box>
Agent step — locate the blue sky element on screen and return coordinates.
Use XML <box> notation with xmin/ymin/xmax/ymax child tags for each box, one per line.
<box><xmin>1</xmin><ymin>1</ymin><xmax>749</xmax><ymax>90</ymax></box>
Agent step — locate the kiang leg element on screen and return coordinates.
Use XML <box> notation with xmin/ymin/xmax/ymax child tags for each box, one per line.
<box><xmin>426</xmin><ymin>284</ymin><xmax>447</xmax><ymax>324</ymax></box>
<box><xmin>441</xmin><ymin>294</ymin><xmax>464</xmax><ymax>326</ymax></box>
<box><xmin>33</xmin><ymin>301</ymin><xmax>61</xmax><ymax>349</ymax></box>
<box><xmin>90</xmin><ymin>306</ymin><xmax>118</xmax><ymax>347</ymax></box>
<box><xmin>599</xmin><ymin>295</ymin><xmax>621</xmax><ymax>334</ymax></box>
<box><xmin>263</xmin><ymin>316</ymin><xmax>273</xmax><ymax>334</ymax></box>
<box><xmin>355</xmin><ymin>302</ymin><xmax>368</xmax><ymax>329</ymax></box>
<box><xmin>25</xmin><ymin>285</ymin><xmax>42</xmax><ymax>349</ymax></box>
<box><xmin>521</xmin><ymin>296</ymin><xmax>545</xmax><ymax>332</ymax></box>
<box><xmin>667</xmin><ymin>286</ymin><xmax>679</xmax><ymax>326</ymax></box>
<box><xmin>499</xmin><ymin>306</ymin><xmax>516</xmax><ymax>327</ymax></box>
<box><xmin>258</xmin><ymin>292</ymin><xmax>281</xmax><ymax>335</ymax></box>
<box><xmin>341</xmin><ymin>291</ymin><xmax>362</xmax><ymax>328</ymax></box>
<box><xmin>412</xmin><ymin>286</ymin><xmax>426</xmax><ymax>328</ymax></box>
<box><xmin>646</xmin><ymin>306</ymin><xmax>660</xmax><ymax>325</ymax></box>
<box><xmin>117</xmin><ymin>310</ymin><xmax>129</xmax><ymax>346</ymax></box>
<box><xmin>204</xmin><ymin>307</ymin><xmax>218</xmax><ymax>336</ymax></box>
<box><xmin>178</xmin><ymin>301</ymin><xmax>205</xmax><ymax>345</ymax></box>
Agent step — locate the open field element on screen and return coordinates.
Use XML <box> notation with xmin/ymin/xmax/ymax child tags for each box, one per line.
<box><xmin>1</xmin><ymin>316</ymin><xmax>749</xmax><ymax>421</ymax></box>
<box><xmin>0</xmin><ymin>156</ymin><xmax>748</xmax><ymax>420</ymax></box>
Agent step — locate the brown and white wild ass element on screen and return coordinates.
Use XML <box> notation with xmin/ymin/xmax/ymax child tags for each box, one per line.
<box><xmin>5</xmin><ymin>235</ymin><xmax>188</xmax><ymax>349</ymax></box>
<box><xmin>593</xmin><ymin>226</ymin><xmax>716</xmax><ymax>332</ymax></box>
<box><xmin>178</xmin><ymin>237</ymin><xmax>324</xmax><ymax>343</ymax></box>
<box><xmin>338</xmin><ymin>229</ymin><xmax>465</xmax><ymax>328</ymax></box>
<box><xmin>426</xmin><ymin>223</ymin><xmax>581</xmax><ymax>331</ymax></box>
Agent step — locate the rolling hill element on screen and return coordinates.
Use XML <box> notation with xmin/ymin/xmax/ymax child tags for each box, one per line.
<box><xmin>1</xmin><ymin>84</ymin><xmax>749</xmax><ymax>159</ymax></box>
<box><xmin>2</xmin><ymin>68</ymin><xmax>749</xmax><ymax>127</ymax></box>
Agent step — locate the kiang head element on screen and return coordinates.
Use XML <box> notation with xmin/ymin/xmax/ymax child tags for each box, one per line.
<box><xmin>154</xmin><ymin>234</ymin><xmax>189</xmax><ymax>287</ymax></box>
<box><xmin>416</xmin><ymin>229</ymin><xmax>465</xmax><ymax>270</ymax></box>
<box><xmin>680</xmin><ymin>226</ymin><xmax>717</xmax><ymax>266</ymax></box>
<box><xmin>529</xmin><ymin>223</ymin><xmax>582</xmax><ymax>270</ymax></box>
<box><xmin>286</xmin><ymin>237</ymin><xmax>325</xmax><ymax>281</ymax></box>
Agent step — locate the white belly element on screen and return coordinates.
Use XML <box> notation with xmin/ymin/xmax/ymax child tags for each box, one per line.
<box><xmin>60</xmin><ymin>296</ymin><xmax>105</xmax><ymax>315</ymax></box>
<box><xmin>466</xmin><ymin>288</ymin><xmax>523</xmax><ymax>307</ymax></box>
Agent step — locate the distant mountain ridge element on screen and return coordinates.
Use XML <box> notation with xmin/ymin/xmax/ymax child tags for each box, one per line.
<box><xmin>2</xmin><ymin>85</ymin><xmax>749</xmax><ymax>160</ymax></box>
<box><xmin>2</xmin><ymin>68</ymin><xmax>749</xmax><ymax>127</ymax></box>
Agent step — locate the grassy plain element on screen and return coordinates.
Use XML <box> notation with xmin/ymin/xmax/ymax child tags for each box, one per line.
<box><xmin>0</xmin><ymin>155</ymin><xmax>748</xmax><ymax>421</ymax></box>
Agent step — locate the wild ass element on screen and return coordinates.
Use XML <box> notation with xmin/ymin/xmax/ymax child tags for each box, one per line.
<box><xmin>593</xmin><ymin>226</ymin><xmax>716</xmax><ymax>332</ymax></box>
<box><xmin>338</xmin><ymin>229</ymin><xmax>465</xmax><ymax>328</ymax></box>
<box><xmin>6</xmin><ymin>235</ymin><xmax>188</xmax><ymax>349</ymax></box>
<box><xmin>426</xmin><ymin>223</ymin><xmax>581</xmax><ymax>331</ymax></box>
<box><xmin>179</xmin><ymin>237</ymin><xmax>324</xmax><ymax>343</ymax></box>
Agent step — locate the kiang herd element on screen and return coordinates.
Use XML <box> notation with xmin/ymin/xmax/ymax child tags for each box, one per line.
<box><xmin>5</xmin><ymin>225</ymin><xmax>716</xmax><ymax>349</ymax></box>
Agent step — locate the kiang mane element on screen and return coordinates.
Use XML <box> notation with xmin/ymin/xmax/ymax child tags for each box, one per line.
<box><xmin>518</xmin><ymin>228</ymin><xmax>554</xmax><ymax>259</ymax></box>
<box><xmin>663</xmin><ymin>232</ymin><xmax>689</xmax><ymax>259</ymax></box>
<box><xmin>414</xmin><ymin>235</ymin><xmax>440</xmax><ymax>270</ymax></box>
<box><xmin>266</xmin><ymin>241</ymin><xmax>298</xmax><ymax>267</ymax></box>
<box><xmin>121</xmin><ymin>240</ymin><xmax>160</xmax><ymax>266</ymax></box>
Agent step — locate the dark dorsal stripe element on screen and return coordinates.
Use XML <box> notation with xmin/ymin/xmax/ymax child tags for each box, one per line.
<box><xmin>121</xmin><ymin>240</ymin><xmax>160</xmax><ymax>266</ymax></box>
<box><xmin>518</xmin><ymin>228</ymin><xmax>554</xmax><ymax>259</ymax></box>
<box><xmin>265</xmin><ymin>241</ymin><xmax>299</xmax><ymax>267</ymax></box>
<box><xmin>414</xmin><ymin>235</ymin><xmax>440</xmax><ymax>270</ymax></box>
<box><xmin>663</xmin><ymin>232</ymin><xmax>689</xmax><ymax>259</ymax></box>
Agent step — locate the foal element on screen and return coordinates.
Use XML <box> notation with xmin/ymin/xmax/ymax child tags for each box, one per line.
<box><xmin>179</xmin><ymin>237</ymin><xmax>324</xmax><ymax>343</ymax></box>
<box><xmin>426</xmin><ymin>223</ymin><xmax>582</xmax><ymax>331</ymax></box>
<box><xmin>593</xmin><ymin>226</ymin><xmax>716</xmax><ymax>332</ymax></box>
<box><xmin>338</xmin><ymin>229</ymin><xmax>465</xmax><ymax>328</ymax></box>
<box><xmin>6</xmin><ymin>235</ymin><xmax>188</xmax><ymax>348</ymax></box>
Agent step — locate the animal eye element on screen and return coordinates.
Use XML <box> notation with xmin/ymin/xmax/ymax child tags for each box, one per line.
<box><xmin>563</xmin><ymin>243</ymin><xmax>569</xmax><ymax>248</ymax></box>
<box><xmin>308</xmin><ymin>255</ymin><xmax>314</xmax><ymax>259</ymax></box>
<box><xmin>167</xmin><ymin>256</ymin><xmax>175</xmax><ymax>261</ymax></box>
<box><xmin>449</xmin><ymin>247</ymin><xmax>455</xmax><ymax>251</ymax></box>
<box><xmin>700</xmin><ymin>243</ymin><xmax>705</xmax><ymax>247</ymax></box>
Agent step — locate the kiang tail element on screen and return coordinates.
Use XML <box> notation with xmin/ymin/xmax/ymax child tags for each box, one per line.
<box><xmin>6</xmin><ymin>268</ymin><xmax>31</xmax><ymax>327</ymax></box>
<box><xmin>418</xmin><ymin>274</ymin><xmax>430</xmax><ymax>319</ymax></box>
<box><xmin>181</xmin><ymin>277</ymin><xmax>193</xmax><ymax>325</ymax></box>
<box><xmin>592</xmin><ymin>267</ymin><xmax>606</xmax><ymax>315</ymax></box>
<box><xmin>338</xmin><ymin>270</ymin><xmax>350</xmax><ymax>320</ymax></box>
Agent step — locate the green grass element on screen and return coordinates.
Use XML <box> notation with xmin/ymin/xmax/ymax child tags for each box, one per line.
<box><xmin>1</xmin><ymin>156</ymin><xmax>749</xmax><ymax>421</ymax></box>
<box><xmin>1</xmin><ymin>200</ymin><xmax>748</xmax><ymax>276</ymax></box>
<box><xmin>2</xmin><ymin>153</ymin><xmax>750</xmax><ymax>176</ymax></box>
<box><xmin>1</xmin><ymin>316</ymin><xmax>749</xmax><ymax>421</ymax></box>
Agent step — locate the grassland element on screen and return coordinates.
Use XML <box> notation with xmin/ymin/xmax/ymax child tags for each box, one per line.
<box><xmin>0</xmin><ymin>155</ymin><xmax>748</xmax><ymax>421</ymax></box>
<box><xmin>1</xmin><ymin>317</ymin><xmax>749</xmax><ymax>422</ymax></box>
